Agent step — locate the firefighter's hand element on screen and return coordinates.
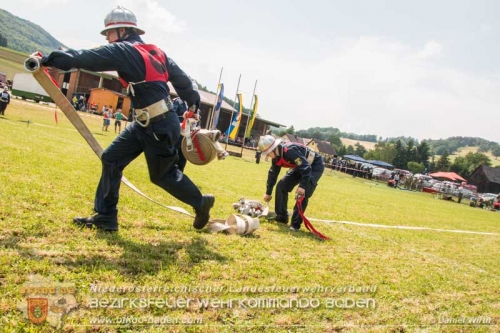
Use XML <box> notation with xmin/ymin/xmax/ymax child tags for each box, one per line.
<box><xmin>183</xmin><ymin>111</ymin><xmax>199</xmax><ymax>120</ymax></box>
<box><xmin>296</xmin><ymin>187</ymin><xmax>305</xmax><ymax>197</ymax></box>
<box><xmin>263</xmin><ymin>194</ymin><xmax>272</xmax><ymax>202</ymax></box>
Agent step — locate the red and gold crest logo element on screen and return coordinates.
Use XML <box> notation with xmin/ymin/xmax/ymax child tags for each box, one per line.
<box><xmin>27</xmin><ymin>298</ymin><xmax>48</xmax><ymax>324</ymax></box>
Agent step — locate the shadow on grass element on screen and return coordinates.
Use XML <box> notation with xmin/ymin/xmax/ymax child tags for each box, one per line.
<box><xmin>62</xmin><ymin>231</ymin><xmax>230</xmax><ymax>276</ymax></box>
<box><xmin>0</xmin><ymin>229</ymin><xmax>228</xmax><ymax>277</ymax></box>
<box><xmin>266</xmin><ymin>219</ymin><xmax>327</xmax><ymax>242</ymax></box>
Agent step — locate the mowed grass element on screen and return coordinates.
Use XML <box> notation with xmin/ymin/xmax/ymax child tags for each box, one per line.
<box><xmin>0</xmin><ymin>47</ymin><xmax>27</xmax><ymax>81</ymax></box>
<box><xmin>1</xmin><ymin>99</ymin><xmax>500</xmax><ymax>333</ymax></box>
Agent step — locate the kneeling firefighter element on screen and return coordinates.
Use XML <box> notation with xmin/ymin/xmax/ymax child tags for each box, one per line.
<box><xmin>258</xmin><ymin>135</ymin><xmax>325</xmax><ymax>231</ymax></box>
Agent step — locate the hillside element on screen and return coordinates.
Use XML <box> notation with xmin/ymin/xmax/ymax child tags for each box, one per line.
<box><xmin>340</xmin><ymin>138</ymin><xmax>376</xmax><ymax>151</ymax></box>
<box><xmin>0</xmin><ymin>9</ymin><xmax>66</xmax><ymax>55</ymax></box>
<box><xmin>450</xmin><ymin>146</ymin><xmax>500</xmax><ymax>167</ymax></box>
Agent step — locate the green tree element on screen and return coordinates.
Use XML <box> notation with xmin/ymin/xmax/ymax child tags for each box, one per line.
<box><xmin>337</xmin><ymin>144</ymin><xmax>347</xmax><ymax>157</ymax></box>
<box><xmin>363</xmin><ymin>142</ymin><xmax>396</xmax><ymax>164</ymax></box>
<box><xmin>450</xmin><ymin>156</ymin><xmax>469</xmax><ymax>177</ymax></box>
<box><xmin>346</xmin><ymin>145</ymin><xmax>355</xmax><ymax>155</ymax></box>
<box><xmin>0</xmin><ymin>32</ymin><xmax>7</xmax><ymax>47</ymax></box>
<box><xmin>277</xmin><ymin>130</ymin><xmax>287</xmax><ymax>137</ymax></box>
<box><xmin>464</xmin><ymin>151</ymin><xmax>491</xmax><ymax>170</ymax></box>
<box><xmin>354</xmin><ymin>142</ymin><xmax>367</xmax><ymax>157</ymax></box>
<box><xmin>327</xmin><ymin>134</ymin><xmax>342</xmax><ymax>148</ymax></box>
<box><xmin>492</xmin><ymin>146</ymin><xmax>500</xmax><ymax>160</ymax></box>
<box><xmin>285</xmin><ymin>125</ymin><xmax>295</xmax><ymax>135</ymax></box>
<box><xmin>428</xmin><ymin>155</ymin><xmax>436</xmax><ymax>172</ymax></box>
<box><xmin>436</xmin><ymin>150</ymin><xmax>451</xmax><ymax>171</ymax></box>
<box><xmin>417</xmin><ymin>141</ymin><xmax>431</xmax><ymax>167</ymax></box>
<box><xmin>392</xmin><ymin>140</ymin><xmax>407</xmax><ymax>169</ymax></box>
<box><xmin>406</xmin><ymin>139</ymin><xmax>417</xmax><ymax>163</ymax></box>
<box><xmin>407</xmin><ymin>161</ymin><xmax>425</xmax><ymax>174</ymax></box>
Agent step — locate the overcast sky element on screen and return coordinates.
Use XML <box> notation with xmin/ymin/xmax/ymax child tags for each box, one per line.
<box><xmin>3</xmin><ymin>0</ymin><xmax>499</xmax><ymax>142</ymax></box>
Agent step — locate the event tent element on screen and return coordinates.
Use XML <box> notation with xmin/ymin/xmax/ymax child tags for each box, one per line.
<box><xmin>366</xmin><ymin>160</ymin><xmax>394</xmax><ymax>169</ymax></box>
<box><xmin>429</xmin><ymin>172</ymin><xmax>466</xmax><ymax>182</ymax></box>
<box><xmin>343</xmin><ymin>155</ymin><xmax>367</xmax><ymax>163</ymax></box>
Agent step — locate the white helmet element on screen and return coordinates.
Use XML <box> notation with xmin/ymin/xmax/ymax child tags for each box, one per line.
<box><xmin>258</xmin><ymin>135</ymin><xmax>281</xmax><ymax>155</ymax></box>
<box><xmin>100</xmin><ymin>6</ymin><xmax>145</xmax><ymax>36</ymax></box>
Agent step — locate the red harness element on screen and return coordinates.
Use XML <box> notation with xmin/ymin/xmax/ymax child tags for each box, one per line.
<box><xmin>119</xmin><ymin>43</ymin><xmax>169</xmax><ymax>87</ymax></box>
<box><xmin>275</xmin><ymin>147</ymin><xmax>296</xmax><ymax>168</ymax></box>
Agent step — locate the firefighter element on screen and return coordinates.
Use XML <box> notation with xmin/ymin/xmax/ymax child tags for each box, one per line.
<box><xmin>38</xmin><ymin>6</ymin><xmax>214</xmax><ymax>231</ymax></box>
<box><xmin>258</xmin><ymin>135</ymin><xmax>325</xmax><ymax>231</ymax></box>
<box><xmin>0</xmin><ymin>86</ymin><xmax>10</xmax><ymax>116</ymax></box>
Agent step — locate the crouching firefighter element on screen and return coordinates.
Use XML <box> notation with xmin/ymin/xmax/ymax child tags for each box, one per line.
<box><xmin>258</xmin><ymin>135</ymin><xmax>325</xmax><ymax>231</ymax></box>
<box><xmin>39</xmin><ymin>6</ymin><xmax>215</xmax><ymax>231</ymax></box>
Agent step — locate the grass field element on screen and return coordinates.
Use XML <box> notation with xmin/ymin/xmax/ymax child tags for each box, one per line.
<box><xmin>0</xmin><ymin>47</ymin><xmax>28</xmax><ymax>81</ymax></box>
<box><xmin>1</xmin><ymin>99</ymin><xmax>500</xmax><ymax>333</ymax></box>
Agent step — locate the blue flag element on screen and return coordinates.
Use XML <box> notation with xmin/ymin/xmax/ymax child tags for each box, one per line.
<box><xmin>211</xmin><ymin>83</ymin><xmax>224</xmax><ymax>129</ymax></box>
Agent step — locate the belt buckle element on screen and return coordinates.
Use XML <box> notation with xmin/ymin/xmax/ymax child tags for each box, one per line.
<box><xmin>134</xmin><ymin>109</ymin><xmax>150</xmax><ymax>127</ymax></box>
<box><xmin>165</xmin><ymin>97</ymin><xmax>174</xmax><ymax>111</ymax></box>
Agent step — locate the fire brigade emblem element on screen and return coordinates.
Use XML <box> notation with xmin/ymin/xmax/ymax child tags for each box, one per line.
<box><xmin>27</xmin><ymin>298</ymin><xmax>48</xmax><ymax>324</ymax></box>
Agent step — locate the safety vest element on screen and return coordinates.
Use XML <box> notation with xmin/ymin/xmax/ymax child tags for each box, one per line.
<box><xmin>119</xmin><ymin>43</ymin><xmax>169</xmax><ymax>87</ymax></box>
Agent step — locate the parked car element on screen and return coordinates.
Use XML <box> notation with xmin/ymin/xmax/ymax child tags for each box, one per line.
<box><xmin>413</xmin><ymin>174</ymin><xmax>436</xmax><ymax>187</ymax></box>
<box><xmin>394</xmin><ymin>168</ymin><xmax>413</xmax><ymax>178</ymax></box>
<box><xmin>463</xmin><ymin>184</ymin><xmax>478</xmax><ymax>193</ymax></box>
<box><xmin>479</xmin><ymin>193</ymin><xmax>498</xmax><ymax>202</ymax></box>
<box><xmin>372</xmin><ymin>167</ymin><xmax>392</xmax><ymax>181</ymax></box>
<box><xmin>460</xmin><ymin>189</ymin><xmax>474</xmax><ymax>199</ymax></box>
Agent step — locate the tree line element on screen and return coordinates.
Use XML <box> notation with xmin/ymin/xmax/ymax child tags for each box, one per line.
<box><xmin>273</xmin><ymin>126</ymin><xmax>500</xmax><ymax>177</ymax></box>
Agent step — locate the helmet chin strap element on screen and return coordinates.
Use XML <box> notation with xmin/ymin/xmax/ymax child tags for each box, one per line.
<box><xmin>116</xmin><ymin>28</ymin><xmax>124</xmax><ymax>40</ymax></box>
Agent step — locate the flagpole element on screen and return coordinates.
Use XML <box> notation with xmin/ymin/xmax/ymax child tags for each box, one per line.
<box><xmin>240</xmin><ymin>79</ymin><xmax>258</xmax><ymax>155</ymax></box>
<box><xmin>208</xmin><ymin>67</ymin><xmax>223</xmax><ymax>129</ymax></box>
<box><xmin>224</xmin><ymin>74</ymin><xmax>241</xmax><ymax>150</ymax></box>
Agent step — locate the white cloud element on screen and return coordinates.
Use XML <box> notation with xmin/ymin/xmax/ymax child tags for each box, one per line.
<box><xmin>416</xmin><ymin>40</ymin><xmax>443</xmax><ymax>59</ymax></box>
<box><xmin>265</xmin><ymin>36</ymin><xmax>500</xmax><ymax>141</ymax></box>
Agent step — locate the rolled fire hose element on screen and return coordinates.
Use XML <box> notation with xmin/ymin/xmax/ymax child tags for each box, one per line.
<box><xmin>181</xmin><ymin>130</ymin><xmax>217</xmax><ymax>165</ymax></box>
<box><xmin>207</xmin><ymin>214</ymin><xmax>260</xmax><ymax>235</ymax></box>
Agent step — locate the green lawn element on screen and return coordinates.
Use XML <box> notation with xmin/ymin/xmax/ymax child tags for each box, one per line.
<box><xmin>1</xmin><ymin>99</ymin><xmax>499</xmax><ymax>332</ymax></box>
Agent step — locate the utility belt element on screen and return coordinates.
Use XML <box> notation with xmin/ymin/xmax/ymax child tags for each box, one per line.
<box><xmin>134</xmin><ymin>97</ymin><xmax>173</xmax><ymax>127</ymax></box>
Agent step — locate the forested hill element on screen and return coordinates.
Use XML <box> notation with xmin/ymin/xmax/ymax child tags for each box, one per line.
<box><xmin>0</xmin><ymin>9</ymin><xmax>66</xmax><ymax>55</ymax></box>
<box><xmin>423</xmin><ymin>137</ymin><xmax>499</xmax><ymax>155</ymax></box>
<box><xmin>282</xmin><ymin>127</ymin><xmax>500</xmax><ymax>156</ymax></box>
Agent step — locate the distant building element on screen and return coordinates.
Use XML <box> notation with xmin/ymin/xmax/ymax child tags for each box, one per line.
<box><xmin>467</xmin><ymin>165</ymin><xmax>500</xmax><ymax>193</ymax></box>
<box><xmin>48</xmin><ymin>69</ymin><xmax>285</xmax><ymax>135</ymax></box>
<box><xmin>307</xmin><ymin>139</ymin><xmax>337</xmax><ymax>161</ymax></box>
<box><xmin>280</xmin><ymin>134</ymin><xmax>337</xmax><ymax>161</ymax></box>
<box><xmin>281</xmin><ymin>134</ymin><xmax>310</xmax><ymax>145</ymax></box>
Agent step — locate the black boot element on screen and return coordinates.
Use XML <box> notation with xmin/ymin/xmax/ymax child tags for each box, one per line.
<box><xmin>73</xmin><ymin>213</ymin><xmax>118</xmax><ymax>231</ymax></box>
<box><xmin>193</xmin><ymin>194</ymin><xmax>215</xmax><ymax>229</ymax></box>
<box><xmin>274</xmin><ymin>215</ymin><xmax>289</xmax><ymax>224</ymax></box>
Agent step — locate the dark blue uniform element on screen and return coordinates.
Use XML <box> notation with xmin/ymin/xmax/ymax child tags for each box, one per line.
<box><xmin>266</xmin><ymin>143</ymin><xmax>325</xmax><ymax>229</ymax></box>
<box><xmin>0</xmin><ymin>89</ymin><xmax>10</xmax><ymax>115</ymax></box>
<box><xmin>41</xmin><ymin>33</ymin><xmax>205</xmax><ymax>217</ymax></box>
